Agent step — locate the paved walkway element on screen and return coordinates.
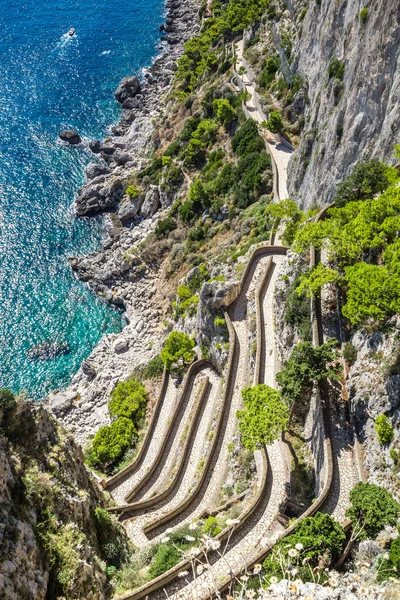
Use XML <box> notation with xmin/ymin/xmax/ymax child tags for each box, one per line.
<box><xmin>235</xmin><ymin>39</ymin><xmax>292</xmax><ymax>202</ymax></box>
<box><xmin>111</xmin><ymin>376</ymin><xmax>179</xmax><ymax>504</ymax></box>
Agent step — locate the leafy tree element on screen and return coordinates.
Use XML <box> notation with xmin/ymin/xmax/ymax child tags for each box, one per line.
<box><xmin>263</xmin><ymin>513</ymin><xmax>346</xmax><ymax>582</ymax></box>
<box><xmin>342</xmin><ymin>263</ymin><xmax>400</xmax><ymax>325</ymax></box>
<box><xmin>346</xmin><ymin>483</ymin><xmax>400</xmax><ymax>540</ymax></box>
<box><xmin>109</xmin><ymin>379</ymin><xmax>147</xmax><ymax>422</ymax></box>
<box><xmin>265</xmin><ymin>199</ymin><xmax>305</xmax><ymax>245</ymax></box>
<box><xmin>375</xmin><ymin>415</ymin><xmax>394</xmax><ymax>445</ymax></box>
<box><xmin>297</xmin><ymin>263</ymin><xmax>342</xmax><ymax>298</ymax></box>
<box><xmin>237</xmin><ymin>384</ymin><xmax>289</xmax><ymax>450</ymax></box>
<box><xmin>90</xmin><ymin>417</ymin><xmax>136</xmax><ymax>467</ymax></box>
<box><xmin>334</xmin><ymin>160</ymin><xmax>393</xmax><ymax>207</ymax></box>
<box><xmin>161</xmin><ymin>155</ymin><xmax>172</xmax><ymax>167</ymax></box>
<box><xmin>276</xmin><ymin>339</ymin><xmax>342</xmax><ymax>405</ymax></box>
<box><xmin>188</xmin><ymin>179</ymin><xmax>209</xmax><ymax>210</ymax></box>
<box><xmin>212</xmin><ymin>98</ymin><xmax>236</xmax><ymax>125</ymax></box>
<box><xmin>0</xmin><ymin>389</ymin><xmax>16</xmax><ymax>414</ymax></box>
<box><xmin>160</xmin><ymin>331</ymin><xmax>195</xmax><ymax>371</ymax></box>
<box><xmin>266</xmin><ymin>111</ymin><xmax>284</xmax><ymax>133</ymax></box>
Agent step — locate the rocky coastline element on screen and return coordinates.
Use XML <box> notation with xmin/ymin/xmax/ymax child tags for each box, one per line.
<box><xmin>46</xmin><ymin>0</ymin><xmax>201</xmax><ymax>447</ymax></box>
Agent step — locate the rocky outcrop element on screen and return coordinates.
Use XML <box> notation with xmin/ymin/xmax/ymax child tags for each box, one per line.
<box><xmin>0</xmin><ymin>398</ymin><xmax>127</xmax><ymax>599</ymax></box>
<box><xmin>288</xmin><ymin>0</ymin><xmax>400</xmax><ymax>208</ymax></box>
<box><xmin>114</xmin><ymin>76</ymin><xmax>141</xmax><ymax>105</ymax></box>
<box><xmin>58</xmin><ymin>129</ymin><xmax>81</xmax><ymax>145</ymax></box>
<box><xmin>75</xmin><ymin>177</ymin><xmax>124</xmax><ymax>216</ymax></box>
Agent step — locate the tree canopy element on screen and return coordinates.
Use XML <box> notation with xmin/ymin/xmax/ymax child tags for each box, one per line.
<box><xmin>237</xmin><ymin>384</ymin><xmax>289</xmax><ymax>450</ymax></box>
<box><xmin>346</xmin><ymin>482</ymin><xmax>400</xmax><ymax>541</ymax></box>
<box><xmin>90</xmin><ymin>417</ymin><xmax>136</xmax><ymax>468</ymax></box>
<box><xmin>109</xmin><ymin>379</ymin><xmax>147</xmax><ymax>423</ymax></box>
<box><xmin>334</xmin><ymin>159</ymin><xmax>395</xmax><ymax>207</ymax></box>
<box><xmin>276</xmin><ymin>339</ymin><xmax>342</xmax><ymax>405</ymax></box>
<box><xmin>160</xmin><ymin>331</ymin><xmax>195</xmax><ymax>371</ymax></box>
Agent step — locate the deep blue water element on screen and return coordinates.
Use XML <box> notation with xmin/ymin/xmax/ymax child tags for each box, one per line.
<box><xmin>0</xmin><ymin>0</ymin><xmax>165</xmax><ymax>398</ymax></box>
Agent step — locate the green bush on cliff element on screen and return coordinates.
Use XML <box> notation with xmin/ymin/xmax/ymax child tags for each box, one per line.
<box><xmin>334</xmin><ymin>159</ymin><xmax>394</xmax><ymax>207</ymax></box>
<box><xmin>109</xmin><ymin>379</ymin><xmax>147</xmax><ymax>423</ymax></box>
<box><xmin>266</xmin><ymin>110</ymin><xmax>284</xmax><ymax>133</ymax></box>
<box><xmin>160</xmin><ymin>331</ymin><xmax>195</xmax><ymax>371</ymax></box>
<box><xmin>375</xmin><ymin>414</ymin><xmax>394</xmax><ymax>445</ymax></box>
<box><xmin>89</xmin><ymin>417</ymin><xmax>137</xmax><ymax>468</ymax></box>
<box><xmin>346</xmin><ymin>483</ymin><xmax>400</xmax><ymax>540</ymax></box>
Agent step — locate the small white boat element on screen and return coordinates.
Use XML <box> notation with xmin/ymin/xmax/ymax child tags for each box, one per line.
<box><xmin>68</xmin><ymin>28</ymin><xmax>75</xmax><ymax>36</ymax></box>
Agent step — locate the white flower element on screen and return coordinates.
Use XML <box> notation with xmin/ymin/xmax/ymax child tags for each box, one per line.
<box><xmin>328</xmin><ymin>577</ymin><xmax>338</xmax><ymax>587</ymax></box>
<box><xmin>196</xmin><ymin>564</ymin><xmax>205</xmax><ymax>575</ymax></box>
<box><xmin>185</xmin><ymin>547</ymin><xmax>200</xmax><ymax>559</ymax></box>
<box><xmin>288</xmin><ymin>548</ymin><xmax>298</xmax><ymax>558</ymax></box>
<box><xmin>185</xmin><ymin>535</ymin><xmax>196</xmax><ymax>542</ymax></box>
<box><xmin>291</xmin><ymin>568</ymin><xmax>298</xmax><ymax>576</ymax></box>
<box><xmin>211</xmin><ymin>539</ymin><xmax>221</xmax><ymax>550</ymax></box>
<box><xmin>289</xmin><ymin>583</ymin><xmax>299</xmax><ymax>593</ymax></box>
<box><xmin>383</xmin><ymin>552</ymin><xmax>390</xmax><ymax>560</ymax></box>
<box><xmin>165</xmin><ymin>527</ymin><xmax>174</xmax><ymax>533</ymax></box>
<box><xmin>178</xmin><ymin>570</ymin><xmax>189</xmax><ymax>578</ymax></box>
<box><xmin>246</xmin><ymin>591</ymin><xmax>256</xmax><ymax>598</ymax></box>
<box><xmin>226</xmin><ymin>518</ymin><xmax>240</xmax><ymax>526</ymax></box>
<box><xmin>295</xmin><ymin>543</ymin><xmax>304</xmax><ymax>551</ymax></box>
<box><xmin>253</xmin><ymin>563</ymin><xmax>263</xmax><ymax>575</ymax></box>
<box><xmin>189</xmin><ymin>522</ymin><xmax>198</xmax><ymax>530</ymax></box>
<box><xmin>161</xmin><ymin>536</ymin><xmax>170</xmax><ymax>543</ymax></box>
<box><xmin>269</xmin><ymin>576</ymin><xmax>278</xmax><ymax>584</ymax></box>
<box><xmin>240</xmin><ymin>575</ymin><xmax>249</xmax><ymax>582</ymax></box>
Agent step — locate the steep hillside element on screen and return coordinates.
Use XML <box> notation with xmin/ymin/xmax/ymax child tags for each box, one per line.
<box><xmin>0</xmin><ymin>393</ymin><xmax>128</xmax><ymax>600</ymax></box>
<box><xmin>288</xmin><ymin>0</ymin><xmax>400</xmax><ymax>207</ymax></box>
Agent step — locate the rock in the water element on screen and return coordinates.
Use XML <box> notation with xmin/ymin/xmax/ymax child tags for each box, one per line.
<box><xmin>48</xmin><ymin>390</ymin><xmax>78</xmax><ymax>415</ymax></box>
<box><xmin>140</xmin><ymin>185</ymin><xmax>160</xmax><ymax>218</ymax></box>
<box><xmin>89</xmin><ymin>139</ymin><xmax>102</xmax><ymax>153</ymax></box>
<box><xmin>86</xmin><ymin>162</ymin><xmax>111</xmax><ymax>180</ymax></box>
<box><xmin>27</xmin><ymin>341</ymin><xmax>70</xmax><ymax>361</ymax></box>
<box><xmin>114</xmin><ymin>76</ymin><xmax>141</xmax><ymax>105</ymax></box>
<box><xmin>59</xmin><ymin>130</ymin><xmax>81</xmax><ymax>145</ymax></box>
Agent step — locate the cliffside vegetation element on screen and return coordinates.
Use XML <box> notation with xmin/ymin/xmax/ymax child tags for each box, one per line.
<box><xmin>0</xmin><ymin>390</ymin><xmax>129</xmax><ymax>599</ymax></box>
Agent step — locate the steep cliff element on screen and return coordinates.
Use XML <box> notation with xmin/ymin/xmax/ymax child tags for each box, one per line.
<box><xmin>288</xmin><ymin>0</ymin><xmax>400</xmax><ymax>207</ymax></box>
<box><xmin>0</xmin><ymin>397</ymin><xmax>128</xmax><ymax>600</ymax></box>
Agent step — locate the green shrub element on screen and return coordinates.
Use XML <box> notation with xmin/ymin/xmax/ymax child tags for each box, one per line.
<box><xmin>145</xmin><ymin>355</ymin><xmax>164</xmax><ymax>378</ymax></box>
<box><xmin>346</xmin><ymin>482</ymin><xmax>400</xmax><ymax>540</ymax></box>
<box><xmin>160</xmin><ymin>332</ymin><xmax>195</xmax><ymax>371</ymax></box>
<box><xmin>342</xmin><ymin>342</ymin><xmax>357</xmax><ymax>365</ymax></box>
<box><xmin>284</xmin><ymin>275</ymin><xmax>312</xmax><ymax>341</ymax></box>
<box><xmin>90</xmin><ymin>417</ymin><xmax>136</xmax><ymax>468</ymax></box>
<box><xmin>263</xmin><ymin>513</ymin><xmax>345</xmax><ymax>583</ymax></box>
<box><xmin>204</xmin><ymin>516</ymin><xmax>221</xmax><ymax>536</ymax></box>
<box><xmin>378</xmin><ymin>537</ymin><xmax>400</xmax><ymax>581</ymax></box>
<box><xmin>214</xmin><ymin>317</ymin><xmax>226</xmax><ymax>328</ymax></box>
<box><xmin>360</xmin><ymin>7</ymin><xmax>368</xmax><ymax>24</ymax></box>
<box><xmin>0</xmin><ymin>389</ymin><xmax>16</xmax><ymax>414</ymax></box>
<box><xmin>328</xmin><ymin>58</ymin><xmax>345</xmax><ymax>80</ymax></box>
<box><xmin>266</xmin><ymin>111</ymin><xmax>284</xmax><ymax>133</ymax></box>
<box><xmin>237</xmin><ymin>384</ymin><xmax>289</xmax><ymax>450</ymax></box>
<box><xmin>126</xmin><ymin>185</ymin><xmax>139</xmax><ymax>199</ymax></box>
<box><xmin>109</xmin><ymin>379</ymin><xmax>147</xmax><ymax>422</ymax></box>
<box><xmin>260</xmin><ymin>56</ymin><xmax>280</xmax><ymax>88</ymax></box>
<box><xmin>155</xmin><ymin>217</ymin><xmax>177</xmax><ymax>239</ymax></box>
<box><xmin>232</xmin><ymin>119</ymin><xmax>265</xmax><ymax>157</ymax></box>
<box><xmin>177</xmin><ymin>284</ymin><xmax>192</xmax><ymax>301</ymax></box>
<box><xmin>162</xmin><ymin>155</ymin><xmax>172</xmax><ymax>167</ymax></box>
<box><xmin>375</xmin><ymin>414</ymin><xmax>394</xmax><ymax>445</ymax></box>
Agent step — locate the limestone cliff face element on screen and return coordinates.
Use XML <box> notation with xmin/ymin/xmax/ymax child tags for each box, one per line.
<box><xmin>0</xmin><ymin>400</ymin><xmax>127</xmax><ymax>600</ymax></box>
<box><xmin>288</xmin><ymin>0</ymin><xmax>400</xmax><ymax>208</ymax></box>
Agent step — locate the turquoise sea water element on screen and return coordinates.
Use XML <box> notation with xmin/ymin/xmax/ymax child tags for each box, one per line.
<box><xmin>0</xmin><ymin>0</ymin><xmax>165</xmax><ymax>398</ymax></box>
